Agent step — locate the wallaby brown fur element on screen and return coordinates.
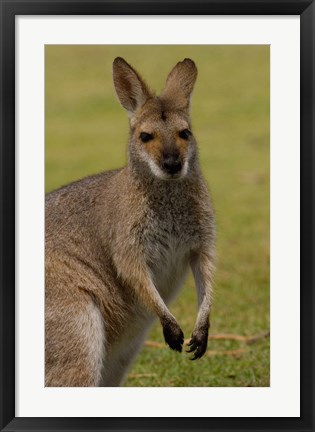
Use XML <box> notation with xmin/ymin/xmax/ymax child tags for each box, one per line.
<box><xmin>45</xmin><ymin>57</ymin><xmax>215</xmax><ymax>387</ymax></box>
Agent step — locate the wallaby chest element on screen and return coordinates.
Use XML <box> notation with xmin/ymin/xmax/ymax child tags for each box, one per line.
<box><xmin>140</xmin><ymin>183</ymin><xmax>201</xmax><ymax>300</ymax></box>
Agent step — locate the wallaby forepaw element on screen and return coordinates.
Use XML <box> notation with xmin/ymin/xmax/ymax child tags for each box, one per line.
<box><xmin>162</xmin><ymin>320</ymin><xmax>184</xmax><ymax>352</ymax></box>
<box><xmin>186</xmin><ymin>326</ymin><xmax>209</xmax><ymax>360</ymax></box>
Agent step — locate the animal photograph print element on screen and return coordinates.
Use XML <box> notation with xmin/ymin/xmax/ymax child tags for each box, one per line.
<box><xmin>45</xmin><ymin>45</ymin><xmax>270</xmax><ymax>387</ymax></box>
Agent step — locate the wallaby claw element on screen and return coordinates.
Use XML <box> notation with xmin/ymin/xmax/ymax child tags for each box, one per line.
<box><xmin>186</xmin><ymin>329</ymin><xmax>208</xmax><ymax>360</ymax></box>
<box><xmin>190</xmin><ymin>347</ymin><xmax>203</xmax><ymax>360</ymax></box>
<box><xmin>162</xmin><ymin>319</ymin><xmax>184</xmax><ymax>353</ymax></box>
<box><xmin>185</xmin><ymin>342</ymin><xmax>197</xmax><ymax>353</ymax></box>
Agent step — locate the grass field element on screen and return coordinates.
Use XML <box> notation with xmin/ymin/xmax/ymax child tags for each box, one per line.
<box><xmin>45</xmin><ymin>45</ymin><xmax>270</xmax><ymax>387</ymax></box>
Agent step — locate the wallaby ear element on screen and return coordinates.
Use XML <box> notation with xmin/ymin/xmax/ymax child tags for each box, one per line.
<box><xmin>113</xmin><ymin>57</ymin><xmax>153</xmax><ymax>115</ymax></box>
<box><xmin>161</xmin><ymin>58</ymin><xmax>197</xmax><ymax>111</ymax></box>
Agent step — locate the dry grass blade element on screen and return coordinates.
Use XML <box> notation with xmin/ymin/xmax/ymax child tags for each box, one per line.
<box><xmin>144</xmin><ymin>341</ymin><xmax>165</xmax><ymax>348</ymax></box>
<box><xmin>206</xmin><ymin>348</ymin><xmax>247</xmax><ymax>357</ymax></box>
<box><xmin>206</xmin><ymin>330</ymin><xmax>269</xmax><ymax>344</ymax></box>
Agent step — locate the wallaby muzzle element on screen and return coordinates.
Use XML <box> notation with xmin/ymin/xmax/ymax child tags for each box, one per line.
<box><xmin>162</xmin><ymin>153</ymin><xmax>182</xmax><ymax>175</ymax></box>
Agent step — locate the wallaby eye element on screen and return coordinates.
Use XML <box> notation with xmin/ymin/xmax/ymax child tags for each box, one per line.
<box><xmin>140</xmin><ymin>132</ymin><xmax>154</xmax><ymax>143</ymax></box>
<box><xmin>179</xmin><ymin>129</ymin><xmax>191</xmax><ymax>140</ymax></box>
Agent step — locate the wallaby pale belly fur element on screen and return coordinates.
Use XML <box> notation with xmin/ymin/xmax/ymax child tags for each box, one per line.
<box><xmin>45</xmin><ymin>57</ymin><xmax>215</xmax><ymax>387</ymax></box>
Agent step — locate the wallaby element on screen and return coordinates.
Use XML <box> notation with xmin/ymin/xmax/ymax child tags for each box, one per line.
<box><xmin>45</xmin><ymin>57</ymin><xmax>215</xmax><ymax>387</ymax></box>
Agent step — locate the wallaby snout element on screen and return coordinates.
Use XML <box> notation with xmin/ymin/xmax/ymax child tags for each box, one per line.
<box><xmin>162</xmin><ymin>152</ymin><xmax>182</xmax><ymax>175</ymax></box>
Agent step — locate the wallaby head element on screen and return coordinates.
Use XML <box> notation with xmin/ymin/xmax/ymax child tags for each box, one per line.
<box><xmin>113</xmin><ymin>57</ymin><xmax>198</xmax><ymax>180</ymax></box>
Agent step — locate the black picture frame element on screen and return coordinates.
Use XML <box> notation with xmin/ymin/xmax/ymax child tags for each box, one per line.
<box><xmin>0</xmin><ymin>0</ymin><xmax>314</xmax><ymax>431</ymax></box>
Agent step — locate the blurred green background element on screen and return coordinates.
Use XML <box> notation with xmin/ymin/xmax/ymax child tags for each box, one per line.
<box><xmin>45</xmin><ymin>45</ymin><xmax>270</xmax><ymax>387</ymax></box>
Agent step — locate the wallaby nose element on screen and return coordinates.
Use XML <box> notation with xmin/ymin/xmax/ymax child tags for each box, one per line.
<box><xmin>162</xmin><ymin>154</ymin><xmax>182</xmax><ymax>175</ymax></box>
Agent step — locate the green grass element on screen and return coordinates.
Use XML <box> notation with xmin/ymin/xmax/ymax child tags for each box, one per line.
<box><xmin>45</xmin><ymin>45</ymin><xmax>270</xmax><ymax>387</ymax></box>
